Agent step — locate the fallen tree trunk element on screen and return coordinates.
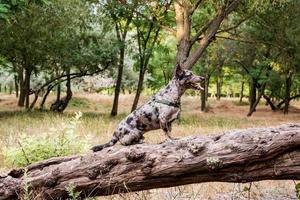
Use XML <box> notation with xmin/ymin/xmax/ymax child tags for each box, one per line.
<box><xmin>1</xmin><ymin>124</ymin><xmax>300</xmax><ymax>199</ymax></box>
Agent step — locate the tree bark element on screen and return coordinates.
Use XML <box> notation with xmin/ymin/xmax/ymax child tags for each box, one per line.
<box><xmin>50</xmin><ymin>73</ymin><xmax>72</xmax><ymax>113</ymax></box>
<box><xmin>39</xmin><ymin>85</ymin><xmax>54</xmax><ymax>110</ymax></box>
<box><xmin>205</xmin><ymin>74</ymin><xmax>210</xmax><ymax>101</ymax></box>
<box><xmin>239</xmin><ymin>81</ymin><xmax>244</xmax><ymax>103</ymax></box>
<box><xmin>14</xmin><ymin>75</ymin><xmax>19</xmax><ymax>98</ymax></box>
<box><xmin>249</xmin><ymin>78</ymin><xmax>257</xmax><ymax>112</ymax></box>
<box><xmin>284</xmin><ymin>75</ymin><xmax>292</xmax><ymax>114</ymax></box>
<box><xmin>1</xmin><ymin>124</ymin><xmax>300</xmax><ymax>200</ymax></box>
<box><xmin>200</xmin><ymin>80</ymin><xmax>206</xmax><ymax>111</ymax></box>
<box><xmin>216</xmin><ymin>66</ymin><xmax>222</xmax><ymax>100</ymax></box>
<box><xmin>131</xmin><ymin>66</ymin><xmax>145</xmax><ymax>112</ymax></box>
<box><xmin>56</xmin><ymin>84</ymin><xmax>61</xmax><ymax>102</ymax></box>
<box><xmin>263</xmin><ymin>94</ymin><xmax>276</xmax><ymax>111</ymax></box>
<box><xmin>247</xmin><ymin>83</ymin><xmax>266</xmax><ymax>117</ymax></box>
<box><xmin>24</xmin><ymin>68</ymin><xmax>32</xmax><ymax>109</ymax></box>
<box><xmin>17</xmin><ymin>68</ymin><xmax>25</xmax><ymax>107</ymax></box>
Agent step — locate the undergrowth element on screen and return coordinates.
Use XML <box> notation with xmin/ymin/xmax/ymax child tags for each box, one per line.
<box><xmin>2</xmin><ymin>111</ymin><xmax>90</xmax><ymax>167</ymax></box>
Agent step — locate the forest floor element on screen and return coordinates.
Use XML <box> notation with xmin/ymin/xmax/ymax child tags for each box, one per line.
<box><xmin>0</xmin><ymin>93</ymin><xmax>300</xmax><ymax>199</ymax></box>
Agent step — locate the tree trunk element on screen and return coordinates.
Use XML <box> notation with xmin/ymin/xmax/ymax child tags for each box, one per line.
<box><xmin>200</xmin><ymin>80</ymin><xmax>206</xmax><ymax>112</ymax></box>
<box><xmin>24</xmin><ymin>68</ymin><xmax>32</xmax><ymax>109</ymax></box>
<box><xmin>131</xmin><ymin>67</ymin><xmax>145</xmax><ymax>112</ymax></box>
<box><xmin>18</xmin><ymin>69</ymin><xmax>25</xmax><ymax>107</ymax></box>
<box><xmin>239</xmin><ymin>81</ymin><xmax>244</xmax><ymax>103</ymax></box>
<box><xmin>130</xmin><ymin>19</ymin><xmax>160</xmax><ymax>112</ymax></box>
<box><xmin>14</xmin><ymin>75</ymin><xmax>19</xmax><ymax>98</ymax></box>
<box><xmin>110</xmin><ymin>17</ymin><xmax>131</xmax><ymax>116</ymax></box>
<box><xmin>263</xmin><ymin>94</ymin><xmax>276</xmax><ymax>111</ymax></box>
<box><xmin>284</xmin><ymin>75</ymin><xmax>292</xmax><ymax>114</ymax></box>
<box><xmin>39</xmin><ymin>85</ymin><xmax>54</xmax><ymax>110</ymax></box>
<box><xmin>111</xmin><ymin>47</ymin><xmax>125</xmax><ymax>116</ymax></box>
<box><xmin>249</xmin><ymin>78</ymin><xmax>257</xmax><ymax>112</ymax></box>
<box><xmin>216</xmin><ymin>67</ymin><xmax>222</xmax><ymax>100</ymax></box>
<box><xmin>1</xmin><ymin>124</ymin><xmax>300</xmax><ymax>200</ymax></box>
<box><xmin>29</xmin><ymin>91</ymin><xmax>39</xmax><ymax>110</ymax></box>
<box><xmin>205</xmin><ymin>75</ymin><xmax>210</xmax><ymax>101</ymax></box>
<box><xmin>56</xmin><ymin>84</ymin><xmax>61</xmax><ymax>102</ymax></box>
<box><xmin>50</xmin><ymin>73</ymin><xmax>72</xmax><ymax>113</ymax></box>
<box><xmin>247</xmin><ymin>83</ymin><xmax>266</xmax><ymax>117</ymax></box>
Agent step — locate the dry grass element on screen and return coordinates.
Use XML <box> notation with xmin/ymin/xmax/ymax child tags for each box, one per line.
<box><xmin>0</xmin><ymin>93</ymin><xmax>300</xmax><ymax>199</ymax></box>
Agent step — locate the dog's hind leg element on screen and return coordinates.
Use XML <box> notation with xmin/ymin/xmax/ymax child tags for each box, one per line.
<box><xmin>119</xmin><ymin>129</ymin><xmax>143</xmax><ymax>146</ymax></box>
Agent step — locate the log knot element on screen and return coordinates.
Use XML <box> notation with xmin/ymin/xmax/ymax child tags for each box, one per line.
<box><xmin>87</xmin><ymin>168</ymin><xmax>100</xmax><ymax>180</ymax></box>
<box><xmin>126</xmin><ymin>150</ymin><xmax>145</xmax><ymax>162</ymax></box>
<box><xmin>187</xmin><ymin>142</ymin><xmax>205</xmax><ymax>154</ymax></box>
<box><xmin>206</xmin><ymin>157</ymin><xmax>223</xmax><ymax>170</ymax></box>
<box><xmin>142</xmin><ymin>158</ymin><xmax>156</xmax><ymax>175</ymax></box>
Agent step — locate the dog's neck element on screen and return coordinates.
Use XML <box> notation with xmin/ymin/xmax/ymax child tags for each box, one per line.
<box><xmin>156</xmin><ymin>78</ymin><xmax>186</xmax><ymax>104</ymax></box>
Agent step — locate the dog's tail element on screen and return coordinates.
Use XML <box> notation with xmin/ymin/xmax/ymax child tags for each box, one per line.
<box><xmin>91</xmin><ymin>135</ymin><xmax>118</xmax><ymax>152</ymax></box>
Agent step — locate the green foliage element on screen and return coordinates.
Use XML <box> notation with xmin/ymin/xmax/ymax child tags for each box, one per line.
<box><xmin>22</xmin><ymin>168</ymin><xmax>32</xmax><ymax>200</ymax></box>
<box><xmin>0</xmin><ymin>0</ymin><xmax>48</xmax><ymax>20</ymax></box>
<box><xmin>69</xmin><ymin>97</ymin><xmax>90</xmax><ymax>109</ymax></box>
<box><xmin>2</xmin><ymin>112</ymin><xmax>90</xmax><ymax>167</ymax></box>
<box><xmin>295</xmin><ymin>182</ymin><xmax>300</xmax><ymax>198</ymax></box>
<box><xmin>66</xmin><ymin>183</ymin><xmax>81</xmax><ymax>200</ymax></box>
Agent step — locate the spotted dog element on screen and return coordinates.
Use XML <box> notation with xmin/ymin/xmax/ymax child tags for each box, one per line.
<box><xmin>91</xmin><ymin>63</ymin><xmax>205</xmax><ymax>152</ymax></box>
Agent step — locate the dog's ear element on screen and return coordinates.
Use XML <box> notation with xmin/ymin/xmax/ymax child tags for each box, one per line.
<box><xmin>175</xmin><ymin>63</ymin><xmax>183</xmax><ymax>77</ymax></box>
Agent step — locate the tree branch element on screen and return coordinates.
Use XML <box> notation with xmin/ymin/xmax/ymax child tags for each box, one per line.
<box><xmin>184</xmin><ymin>0</ymin><xmax>241</xmax><ymax>69</ymax></box>
<box><xmin>1</xmin><ymin>124</ymin><xmax>300</xmax><ymax>199</ymax></box>
<box><xmin>217</xmin><ymin>15</ymin><xmax>252</xmax><ymax>34</ymax></box>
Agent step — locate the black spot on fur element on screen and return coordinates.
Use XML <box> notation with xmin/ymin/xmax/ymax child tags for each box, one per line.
<box><xmin>137</xmin><ymin>122</ymin><xmax>147</xmax><ymax>131</ymax></box>
<box><xmin>145</xmin><ymin>113</ymin><xmax>152</xmax><ymax>121</ymax></box>
<box><xmin>163</xmin><ymin>127</ymin><xmax>168</xmax><ymax>132</ymax></box>
<box><xmin>124</xmin><ymin>129</ymin><xmax>130</xmax><ymax>135</ymax></box>
<box><xmin>166</xmin><ymin>85</ymin><xmax>170</xmax><ymax>90</ymax></box>
<box><xmin>126</xmin><ymin>117</ymin><xmax>133</xmax><ymax>124</ymax></box>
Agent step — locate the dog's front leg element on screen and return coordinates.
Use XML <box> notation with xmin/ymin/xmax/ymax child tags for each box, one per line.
<box><xmin>159</xmin><ymin>116</ymin><xmax>177</xmax><ymax>140</ymax></box>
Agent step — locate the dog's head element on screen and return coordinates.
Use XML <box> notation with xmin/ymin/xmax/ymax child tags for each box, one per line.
<box><xmin>175</xmin><ymin>63</ymin><xmax>205</xmax><ymax>90</ymax></box>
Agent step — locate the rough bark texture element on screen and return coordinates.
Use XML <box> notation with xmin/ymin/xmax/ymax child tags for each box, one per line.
<box><xmin>1</xmin><ymin>124</ymin><xmax>300</xmax><ymax>199</ymax></box>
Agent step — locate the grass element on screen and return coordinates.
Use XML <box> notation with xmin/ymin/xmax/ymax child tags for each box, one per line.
<box><xmin>0</xmin><ymin>93</ymin><xmax>299</xmax><ymax>199</ymax></box>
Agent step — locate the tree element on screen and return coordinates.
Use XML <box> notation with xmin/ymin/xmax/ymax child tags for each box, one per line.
<box><xmin>106</xmin><ymin>1</ymin><xmax>133</xmax><ymax>116</ymax></box>
<box><xmin>130</xmin><ymin>1</ymin><xmax>171</xmax><ymax>111</ymax></box>
<box><xmin>0</xmin><ymin>0</ymin><xmax>118</xmax><ymax>110</ymax></box>
<box><xmin>230</xmin><ymin>0</ymin><xmax>300</xmax><ymax>115</ymax></box>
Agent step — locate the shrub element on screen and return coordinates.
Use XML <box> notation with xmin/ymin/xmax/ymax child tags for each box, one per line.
<box><xmin>3</xmin><ymin>112</ymin><xmax>90</xmax><ymax>167</ymax></box>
